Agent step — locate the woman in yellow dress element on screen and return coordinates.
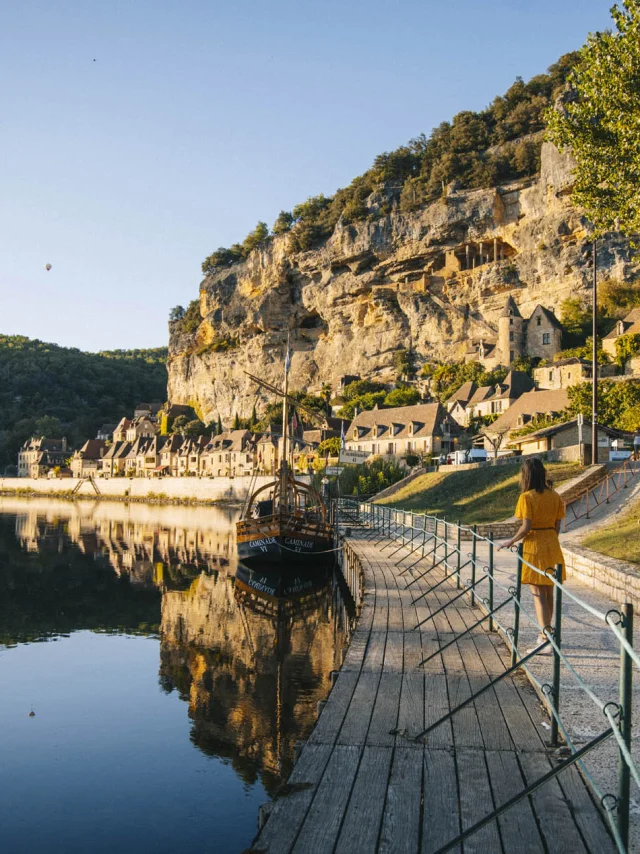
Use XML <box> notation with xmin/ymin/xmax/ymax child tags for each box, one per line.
<box><xmin>499</xmin><ymin>458</ymin><xmax>566</xmax><ymax>644</ymax></box>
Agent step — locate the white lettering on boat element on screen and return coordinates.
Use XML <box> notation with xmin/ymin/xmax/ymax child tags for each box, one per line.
<box><xmin>284</xmin><ymin>538</ymin><xmax>313</xmax><ymax>549</ymax></box>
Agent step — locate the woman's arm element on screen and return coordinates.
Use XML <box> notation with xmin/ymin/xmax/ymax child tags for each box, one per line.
<box><xmin>498</xmin><ymin>517</ymin><xmax>531</xmax><ymax>551</ymax></box>
<box><xmin>555</xmin><ymin>519</ymin><xmax>561</xmax><ymax>534</ymax></box>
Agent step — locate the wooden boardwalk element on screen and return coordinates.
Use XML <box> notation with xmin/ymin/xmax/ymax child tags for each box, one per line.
<box><xmin>252</xmin><ymin>530</ymin><xmax>615</xmax><ymax>854</ymax></box>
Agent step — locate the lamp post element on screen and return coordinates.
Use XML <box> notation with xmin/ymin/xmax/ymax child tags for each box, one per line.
<box><xmin>592</xmin><ymin>239</ymin><xmax>598</xmax><ymax>465</ymax></box>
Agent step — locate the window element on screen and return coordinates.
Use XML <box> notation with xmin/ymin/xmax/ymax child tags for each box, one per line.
<box><xmin>536</xmin><ymin>316</ymin><xmax>541</xmax><ymax>326</ymax></box>
<box><xmin>387</xmin><ymin>442</ymin><xmax>395</xmax><ymax>455</ymax></box>
<box><xmin>509</xmin><ymin>317</ymin><xmax>513</xmax><ymax>325</ymax></box>
<box><xmin>509</xmin><ymin>331</ymin><xmax>514</xmax><ymax>342</ymax></box>
<box><xmin>542</xmin><ymin>333</ymin><xmax>551</xmax><ymax>345</ymax></box>
<box><xmin>371</xmin><ymin>443</ymin><xmax>378</xmax><ymax>455</ymax></box>
<box><xmin>407</xmin><ymin>441</ymin><xmax>414</xmax><ymax>451</ymax></box>
<box><xmin>549</xmin><ymin>371</ymin><xmax>553</xmax><ymax>381</ymax></box>
<box><xmin>510</xmin><ymin>351</ymin><xmax>514</xmax><ymax>361</ymax></box>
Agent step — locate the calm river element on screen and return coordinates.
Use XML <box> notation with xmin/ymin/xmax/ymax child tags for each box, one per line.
<box><xmin>0</xmin><ymin>497</ymin><xmax>353</xmax><ymax>854</ymax></box>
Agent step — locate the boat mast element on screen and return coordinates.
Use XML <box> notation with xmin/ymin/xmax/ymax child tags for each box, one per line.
<box><xmin>280</xmin><ymin>337</ymin><xmax>290</xmax><ymax>510</ymax></box>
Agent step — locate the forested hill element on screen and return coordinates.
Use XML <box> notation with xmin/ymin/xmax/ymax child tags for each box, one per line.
<box><xmin>0</xmin><ymin>335</ymin><xmax>167</xmax><ymax>472</ymax></box>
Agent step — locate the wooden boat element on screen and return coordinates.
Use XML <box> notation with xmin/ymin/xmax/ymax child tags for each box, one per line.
<box><xmin>236</xmin><ymin>356</ymin><xmax>335</xmax><ymax>571</ymax></box>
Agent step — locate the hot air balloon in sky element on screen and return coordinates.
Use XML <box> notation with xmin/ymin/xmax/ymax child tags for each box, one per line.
<box><xmin>45</xmin><ymin>263</ymin><xmax>52</xmax><ymax>271</ymax></box>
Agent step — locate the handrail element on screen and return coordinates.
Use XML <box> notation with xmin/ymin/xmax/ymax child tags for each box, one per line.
<box><xmin>334</xmin><ymin>497</ymin><xmax>638</xmax><ymax>852</ymax></box>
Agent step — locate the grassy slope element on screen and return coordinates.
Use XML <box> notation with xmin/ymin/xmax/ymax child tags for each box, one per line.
<box><xmin>377</xmin><ymin>462</ymin><xmax>582</xmax><ymax>525</ymax></box>
<box><xmin>581</xmin><ymin>499</ymin><xmax>640</xmax><ymax>565</ymax></box>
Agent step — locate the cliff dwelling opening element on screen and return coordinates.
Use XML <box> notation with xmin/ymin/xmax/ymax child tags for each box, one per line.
<box><xmin>300</xmin><ymin>312</ymin><xmax>324</xmax><ymax>330</ymax></box>
<box><xmin>451</xmin><ymin>238</ymin><xmax>516</xmax><ymax>271</ymax></box>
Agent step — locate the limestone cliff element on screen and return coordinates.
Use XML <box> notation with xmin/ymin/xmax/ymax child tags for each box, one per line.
<box><xmin>167</xmin><ymin>143</ymin><xmax>636</xmax><ymax>422</ymax></box>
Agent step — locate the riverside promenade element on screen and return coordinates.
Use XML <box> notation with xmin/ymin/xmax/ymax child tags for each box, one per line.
<box><xmin>252</xmin><ymin>514</ymin><xmax>616</xmax><ymax>853</ymax></box>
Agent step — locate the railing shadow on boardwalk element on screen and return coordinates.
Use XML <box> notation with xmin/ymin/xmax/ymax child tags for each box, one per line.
<box><xmin>251</xmin><ymin>500</ymin><xmax>634</xmax><ymax>854</ymax></box>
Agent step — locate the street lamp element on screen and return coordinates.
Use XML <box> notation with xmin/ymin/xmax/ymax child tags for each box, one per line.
<box><xmin>592</xmin><ymin>239</ymin><xmax>598</xmax><ymax>465</ymax></box>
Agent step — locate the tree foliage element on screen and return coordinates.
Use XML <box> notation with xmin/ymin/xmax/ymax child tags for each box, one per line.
<box><xmin>200</xmin><ymin>55</ymin><xmax>577</xmax><ymax>271</ymax></box>
<box><xmin>546</xmin><ymin>1</ymin><xmax>640</xmax><ymax>236</ymax></box>
<box><xmin>0</xmin><ymin>335</ymin><xmax>167</xmax><ymax>471</ymax></box>
<box><xmin>567</xmin><ymin>379</ymin><xmax>640</xmax><ymax>425</ymax></box>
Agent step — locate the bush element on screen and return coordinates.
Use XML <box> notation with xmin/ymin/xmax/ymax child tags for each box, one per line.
<box><xmin>404</xmin><ymin>454</ymin><xmax>420</xmax><ymax>467</ymax></box>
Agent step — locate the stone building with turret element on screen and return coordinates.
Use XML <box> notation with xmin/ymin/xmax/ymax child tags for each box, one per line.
<box><xmin>465</xmin><ymin>295</ymin><xmax>563</xmax><ymax>370</ymax></box>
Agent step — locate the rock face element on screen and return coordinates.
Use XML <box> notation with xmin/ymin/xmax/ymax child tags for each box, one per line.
<box><xmin>167</xmin><ymin>143</ymin><xmax>636</xmax><ymax>423</ymax></box>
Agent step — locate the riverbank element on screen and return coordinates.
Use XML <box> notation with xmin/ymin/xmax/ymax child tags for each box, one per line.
<box><xmin>0</xmin><ymin>475</ymin><xmax>284</xmax><ymax>506</ymax></box>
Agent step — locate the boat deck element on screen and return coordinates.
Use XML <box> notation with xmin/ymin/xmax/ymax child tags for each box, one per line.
<box><xmin>252</xmin><ymin>528</ymin><xmax>615</xmax><ymax>854</ymax></box>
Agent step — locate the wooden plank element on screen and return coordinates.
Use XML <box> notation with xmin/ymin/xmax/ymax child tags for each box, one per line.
<box><xmin>383</xmin><ymin>629</ymin><xmax>404</xmax><ymax>672</ymax></box>
<box><xmin>555</xmin><ymin>765</ymin><xmax>616</xmax><ymax>854</ymax></box>
<box><xmin>519</xmin><ymin>751</ymin><xmax>590</xmax><ymax>854</ymax></box>
<box><xmin>338</xmin><ymin>671</ymin><xmax>381</xmax><ymax>745</ymax></box>
<box><xmin>362</xmin><ymin>630</ymin><xmax>388</xmax><ymax>672</ymax></box>
<box><xmin>292</xmin><ymin>745</ymin><xmax>362</xmax><ymax>854</ymax></box>
<box><xmin>255</xmin><ymin>743</ymin><xmax>333</xmax><ymax>854</ymax></box>
<box><xmin>422</xmin><ymin>747</ymin><xmax>461</xmax><ymax>854</ymax></box>
<box><xmin>423</xmin><ymin>673</ymin><xmax>454</xmax><ymax>749</ymax></box>
<box><xmin>456</xmin><ymin>748</ymin><xmax>503</xmax><ymax>854</ymax></box>
<box><xmin>308</xmin><ymin>671</ymin><xmax>359</xmax><ymax>746</ymax></box>
<box><xmin>367</xmin><ymin>672</ymin><xmax>403</xmax><ymax>747</ymax></box>
<box><xmin>378</xmin><ymin>746</ymin><xmax>423</xmax><ymax>854</ymax></box>
<box><xmin>485</xmin><ymin>750</ymin><xmax>545</xmax><ymax>853</ymax></box>
<box><xmin>334</xmin><ymin>746</ymin><xmax>393</xmax><ymax>854</ymax></box>
<box><xmin>397</xmin><ymin>671</ymin><xmax>424</xmax><ymax>742</ymax></box>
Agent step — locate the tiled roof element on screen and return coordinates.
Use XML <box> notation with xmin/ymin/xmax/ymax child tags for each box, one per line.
<box><xmin>603</xmin><ymin>308</ymin><xmax>640</xmax><ymax>339</ymax></box>
<box><xmin>513</xmin><ymin>417</ymin><xmax>632</xmax><ymax>443</ymax></box>
<box><xmin>485</xmin><ymin>389</ymin><xmax>570</xmax><ymax>434</ymax></box>
<box><xmin>466</xmin><ymin>385</ymin><xmax>494</xmax><ymax>406</ymax></box>
<box><xmin>529</xmin><ymin>304</ymin><xmax>562</xmax><ymax>330</ymax></box>
<box><xmin>446</xmin><ymin>381</ymin><xmax>477</xmax><ymax>405</ymax></box>
<box><xmin>347</xmin><ymin>403</ymin><xmax>449</xmax><ymax>441</ymax></box>
<box><xmin>493</xmin><ymin>370</ymin><xmax>535</xmax><ymax>401</ymax></box>
<box><xmin>76</xmin><ymin>439</ymin><xmax>107</xmax><ymax>460</ymax></box>
<box><xmin>501</xmin><ymin>295</ymin><xmax>522</xmax><ymax>318</ymax></box>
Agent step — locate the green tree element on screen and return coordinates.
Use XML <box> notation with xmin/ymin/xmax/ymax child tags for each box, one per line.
<box><xmin>232</xmin><ymin>412</ymin><xmax>241</xmax><ymax>430</ymax></box>
<box><xmin>317</xmin><ymin>436</ymin><xmax>341</xmax><ymax>456</ymax></box>
<box><xmin>272</xmin><ymin>211</ymin><xmax>294</xmax><ymax>234</ymax></box>
<box><xmin>169</xmin><ymin>305</ymin><xmax>185</xmax><ymax>322</ymax></box>
<box><xmin>384</xmin><ymin>387</ymin><xmax>421</xmax><ymax>407</ymax></box>
<box><xmin>172</xmin><ymin>415</ymin><xmax>190</xmax><ymax>433</ymax></box>
<box><xmin>546</xmin><ymin>1</ymin><xmax>640</xmax><ymax>236</ymax></box>
<box><xmin>614</xmin><ymin>333</ymin><xmax>640</xmax><ymax>368</ymax></box>
<box><xmin>217</xmin><ymin>415</ymin><xmax>223</xmax><ymax>434</ymax></box>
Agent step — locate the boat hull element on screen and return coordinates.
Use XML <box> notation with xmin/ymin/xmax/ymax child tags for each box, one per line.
<box><xmin>237</xmin><ymin>516</ymin><xmax>335</xmax><ymax>570</ymax></box>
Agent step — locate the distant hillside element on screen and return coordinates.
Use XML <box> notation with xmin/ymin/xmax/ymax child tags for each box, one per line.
<box><xmin>0</xmin><ymin>335</ymin><xmax>167</xmax><ymax>472</ymax></box>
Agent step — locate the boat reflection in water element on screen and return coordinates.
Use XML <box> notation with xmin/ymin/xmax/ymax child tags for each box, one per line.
<box><xmin>158</xmin><ymin>556</ymin><xmax>354</xmax><ymax>795</ymax></box>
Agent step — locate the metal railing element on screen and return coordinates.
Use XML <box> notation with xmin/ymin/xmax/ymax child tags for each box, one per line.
<box><xmin>335</xmin><ymin>498</ymin><xmax>638</xmax><ymax>853</ymax></box>
<box><xmin>564</xmin><ymin>458</ymin><xmax>640</xmax><ymax>530</ymax></box>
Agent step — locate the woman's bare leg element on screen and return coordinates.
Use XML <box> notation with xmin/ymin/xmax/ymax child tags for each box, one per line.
<box><xmin>530</xmin><ymin>584</ymin><xmax>554</xmax><ymax>635</ymax></box>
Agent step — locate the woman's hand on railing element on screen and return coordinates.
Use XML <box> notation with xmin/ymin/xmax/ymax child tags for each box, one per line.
<box><xmin>497</xmin><ymin>540</ymin><xmax>512</xmax><ymax>552</ymax></box>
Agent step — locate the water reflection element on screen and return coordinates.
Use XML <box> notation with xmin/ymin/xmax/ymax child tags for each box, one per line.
<box><xmin>0</xmin><ymin>497</ymin><xmax>353</xmax><ymax>800</ymax></box>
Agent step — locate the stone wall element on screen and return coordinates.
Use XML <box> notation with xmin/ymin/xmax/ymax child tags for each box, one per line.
<box><xmin>563</xmin><ymin>542</ymin><xmax>640</xmax><ymax>608</ymax></box>
<box><xmin>0</xmin><ymin>475</ymin><xmax>284</xmax><ymax>504</ymax></box>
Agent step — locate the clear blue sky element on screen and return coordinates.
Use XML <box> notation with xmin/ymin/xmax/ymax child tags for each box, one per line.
<box><xmin>0</xmin><ymin>0</ymin><xmax>614</xmax><ymax>352</ymax></box>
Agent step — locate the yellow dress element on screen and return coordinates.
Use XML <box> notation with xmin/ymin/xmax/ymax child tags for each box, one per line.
<box><xmin>514</xmin><ymin>489</ymin><xmax>566</xmax><ymax>586</ymax></box>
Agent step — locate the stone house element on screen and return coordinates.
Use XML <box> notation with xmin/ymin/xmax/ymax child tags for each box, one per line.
<box><xmin>134</xmin><ymin>402</ymin><xmax>163</xmax><ymax>420</ymax></box>
<box><xmin>158</xmin><ymin>434</ymin><xmax>184</xmax><ymax>477</ymax></box>
<box><xmin>602</xmin><ymin>308</ymin><xmax>640</xmax><ymax>367</ymax></box>
<box><xmin>112</xmin><ymin>418</ymin><xmax>133</xmax><ymax>443</ymax></box>
<box><xmin>70</xmin><ymin>439</ymin><xmax>107</xmax><ymax>478</ymax></box>
<box><xmin>125</xmin><ymin>416</ymin><xmax>158</xmax><ymax>442</ymax></box>
<box><xmin>255</xmin><ymin>429</ymin><xmax>279</xmax><ymax>475</ymax></box>
<box><xmin>533</xmin><ymin>358</ymin><xmax>592</xmax><ymax>390</ymax></box>
<box><xmin>345</xmin><ymin>403</ymin><xmax>457</xmax><ymax>459</ymax></box>
<box><xmin>461</xmin><ymin>371</ymin><xmax>534</xmax><ymax>425</ymax></box>
<box><xmin>465</xmin><ymin>296</ymin><xmax>563</xmax><ymax>370</ymax></box>
<box><xmin>18</xmin><ymin>437</ymin><xmax>68</xmax><ymax>478</ymax></box>
<box><xmin>100</xmin><ymin>441</ymin><xmax>131</xmax><ymax>477</ymax></box>
<box><xmin>445</xmin><ymin>382</ymin><xmax>477</xmax><ymax>424</ymax></box>
<box><xmin>509</xmin><ymin>418</ymin><xmax>632</xmax><ymax>458</ymax></box>
<box><xmin>135</xmin><ymin>436</ymin><xmax>164</xmax><ymax>477</ymax></box>
<box><xmin>96</xmin><ymin>423</ymin><xmax>116</xmax><ymax>441</ymax></box>
<box><xmin>200</xmin><ymin>431</ymin><xmax>254</xmax><ymax>477</ymax></box>
<box><xmin>481</xmin><ymin>388</ymin><xmax>570</xmax><ymax>453</ymax></box>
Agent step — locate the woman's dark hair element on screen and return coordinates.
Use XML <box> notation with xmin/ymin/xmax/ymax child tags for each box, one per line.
<box><xmin>520</xmin><ymin>457</ymin><xmax>550</xmax><ymax>493</ymax></box>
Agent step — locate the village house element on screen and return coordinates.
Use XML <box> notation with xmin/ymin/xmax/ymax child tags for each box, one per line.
<box><xmin>100</xmin><ymin>441</ymin><xmax>131</xmax><ymax>477</ymax></box>
<box><xmin>455</xmin><ymin>370</ymin><xmax>534</xmax><ymax>425</ymax></box>
<box><xmin>255</xmin><ymin>428</ymin><xmax>279</xmax><ymax>475</ymax></box>
<box><xmin>158</xmin><ymin>434</ymin><xmax>183</xmax><ymax>477</ymax></box>
<box><xmin>135</xmin><ymin>436</ymin><xmax>165</xmax><ymax>477</ymax></box>
<box><xmin>602</xmin><ymin>308</ymin><xmax>640</xmax><ymax>376</ymax></box>
<box><xmin>481</xmin><ymin>388</ymin><xmax>570</xmax><ymax>454</ymax></box>
<box><xmin>533</xmin><ymin>358</ymin><xmax>592</xmax><ymax>390</ymax></box>
<box><xmin>70</xmin><ymin>439</ymin><xmax>107</xmax><ymax>478</ymax></box>
<box><xmin>445</xmin><ymin>381</ymin><xmax>477</xmax><ymax>416</ymax></box>
<box><xmin>201</xmin><ymin>430</ymin><xmax>254</xmax><ymax>477</ymax></box>
<box><xmin>508</xmin><ymin>417</ymin><xmax>633</xmax><ymax>459</ymax></box>
<box><xmin>345</xmin><ymin>402</ymin><xmax>457</xmax><ymax>460</ymax></box>
<box><xmin>160</xmin><ymin>403</ymin><xmax>197</xmax><ymax>434</ymax></box>
<box><xmin>133</xmin><ymin>402</ymin><xmax>163</xmax><ymax>420</ymax></box>
<box><xmin>113</xmin><ymin>418</ymin><xmax>133</xmax><ymax>443</ymax></box>
<box><xmin>18</xmin><ymin>437</ymin><xmax>68</xmax><ymax>478</ymax></box>
<box><xmin>465</xmin><ymin>296</ymin><xmax>563</xmax><ymax>370</ymax></box>
<box><xmin>125</xmin><ymin>416</ymin><xmax>158</xmax><ymax>442</ymax></box>
<box><xmin>96</xmin><ymin>423</ymin><xmax>116</xmax><ymax>441</ymax></box>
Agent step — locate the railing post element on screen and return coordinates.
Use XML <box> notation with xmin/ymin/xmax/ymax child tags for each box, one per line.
<box><xmin>488</xmin><ymin>533</ymin><xmax>494</xmax><ymax>632</ymax></box>
<box><xmin>434</xmin><ymin>517</ymin><xmax>439</xmax><ymax>565</ymax></box>
<box><xmin>470</xmin><ymin>524</ymin><xmax>477</xmax><ymax>607</ymax></box>
<box><xmin>617</xmin><ymin>602</ymin><xmax>633</xmax><ymax>851</ymax></box>
<box><xmin>550</xmin><ymin>563</ymin><xmax>563</xmax><ymax>747</ymax></box>
<box><xmin>456</xmin><ymin>520</ymin><xmax>461</xmax><ymax>590</ymax></box>
<box><xmin>444</xmin><ymin>520</ymin><xmax>449</xmax><ymax>573</ymax></box>
<box><xmin>511</xmin><ymin>544</ymin><xmax>523</xmax><ymax>667</ymax></box>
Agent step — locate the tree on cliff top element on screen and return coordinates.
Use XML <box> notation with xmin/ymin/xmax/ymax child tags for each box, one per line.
<box><xmin>546</xmin><ymin>0</ymin><xmax>640</xmax><ymax>236</ymax></box>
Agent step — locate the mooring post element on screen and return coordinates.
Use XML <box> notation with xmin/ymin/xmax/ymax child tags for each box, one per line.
<box><xmin>617</xmin><ymin>602</ymin><xmax>634</xmax><ymax>850</ymax></box>
<box><xmin>470</xmin><ymin>524</ymin><xmax>477</xmax><ymax>606</ymax></box>
<box><xmin>550</xmin><ymin>563</ymin><xmax>563</xmax><ymax>747</ymax></box>
<box><xmin>511</xmin><ymin>544</ymin><xmax>523</xmax><ymax>667</ymax></box>
<box><xmin>488</xmin><ymin>532</ymin><xmax>494</xmax><ymax>631</ymax></box>
<box><xmin>456</xmin><ymin>520</ymin><xmax>461</xmax><ymax>589</ymax></box>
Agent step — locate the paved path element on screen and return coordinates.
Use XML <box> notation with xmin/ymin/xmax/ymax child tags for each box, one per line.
<box><xmin>252</xmin><ymin>526</ymin><xmax>615</xmax><ymax>854</ymax></box>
